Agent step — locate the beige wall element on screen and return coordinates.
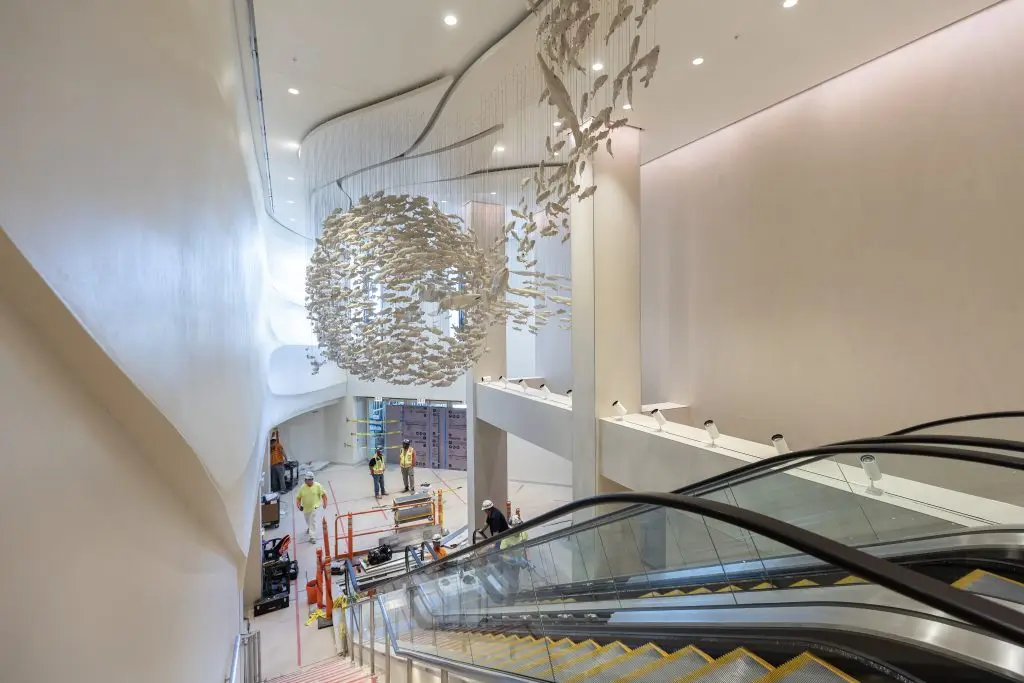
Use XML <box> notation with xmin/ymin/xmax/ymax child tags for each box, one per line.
<box><xmin>0</xmin><ymin>295</ymin><xmax>241</xmax><ymax>683</ymax></box>
<box><xmin>641</xmin><ymin>0</ymin><xmax>1024</xmax><ymax>450</ymax></box>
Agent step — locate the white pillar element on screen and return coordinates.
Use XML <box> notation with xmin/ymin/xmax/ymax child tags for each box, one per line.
<box><xmin>464</xmin><ymin>201</ymin><xmax>509</xmax><ymax>530</ymax></box>
<box><xmin>570</xmin><ymin>126</ymin><xmax>643</xmax><ymax>509</ymax></box>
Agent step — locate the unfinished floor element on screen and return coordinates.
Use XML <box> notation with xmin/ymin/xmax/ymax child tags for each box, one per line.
<box><xmin>256</xmin><ymin>462</ymin><xmax>572</xmax><ymax>680</ymax></box>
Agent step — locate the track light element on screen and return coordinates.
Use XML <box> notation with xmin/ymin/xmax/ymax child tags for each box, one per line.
<box><xmin>566</xmin><ymin>389</ymin><xmax>573</xmax><ymax>396</ymax></box>
<box><xmin>771</xmin><ymin>433</ymin><xmax>790</xmax><ymax>455</ymax></box>
<box><xmin>498</xmin><ymin>375</ymin><xmax>508</xmax><ymax>388</ymax></box>
<box><xmin>540</xmin><ymin>383</ymin><xmax>552</xmax><ymax>399</ymax></box>
<box><xmin>517</xmin><ymin>379</ymin><xmax>528</xmax><ymax>392</ymax></box>
<box><xmin>703</xmin><ymin>419</ymin><xmax>720</xmax><ymax>447</ymax></box>
<box><xmin>651</xmin><ymin>409</ymin><xmax>667</xmax><ymax>431</ymax></box>
<box><xmin>612</xmin><ymin>400</ymin><xmax>627</xmax><ymax>420</ymax></box>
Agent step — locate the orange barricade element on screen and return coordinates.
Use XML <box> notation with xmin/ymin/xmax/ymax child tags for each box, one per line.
<box><xmin>333</xmin><ymin>491</ymin><xmax>441</xmax><ymax>561</ymax></box>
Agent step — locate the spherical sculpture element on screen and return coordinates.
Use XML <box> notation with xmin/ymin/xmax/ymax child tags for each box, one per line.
<box><xmin>305</xmin><ymin>193</ymin><xmax>509</xmax><ymax>386</ymax></box>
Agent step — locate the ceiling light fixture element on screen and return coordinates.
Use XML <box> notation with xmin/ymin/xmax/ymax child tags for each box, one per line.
<box><xmin>444</xmin><ymin>14</ymin><xmax>458</xmax><ymax>26</ymax></box>
<box><xmin>494</xmin><ymin>145</ymin><xmax>505</xmax><ymax>152</ymax></box>
<box><xmin>553</xmin><ymin>121</ymin><xmax>562</xmax><ymax>128</ymax></box>
<box><xmin>623</xmin><ymin>103</ymin><xmax>632</xmax><ymax>110</ymax></box>
<box><xmin>287</xmin><ymin>87</ymin><xmax>300</xmax><ymax>95</ymax></box>
<box><xmin>286</xmin><ymin>200</ymin><xmax>294</xmax><ymax>204</ymax></box>
<box><xmin>285</xmin><ymin>141</ymin><xmax>300</xmax><ymax>151</ymax></box>
<box><xmin>490</xmin><ymin>192</ymin><xmax>497</xmax><ymax>196</ymax></box>
<box><xmin>692</xmin><ymin>57</ymin><xmax>705</xmax><ymax>66</ymax></box>
<box><xmin>287</xmin><ymin>176</ymin><xmax>295</xmax><ymax>181</ymax></box>
<box><xmin>783</xmin><ymin>0</ymin><xmax>798</xmax><ymax>7</ymax></box>
<box><xmin>592</xmin><ymin>62</ymin><xmax>604</xmax><ymax>71</ymax></box>
<box><xmin>289</xmin><ymin>218</ymin><xmax>296</xmax><ymax>222</ymax></box>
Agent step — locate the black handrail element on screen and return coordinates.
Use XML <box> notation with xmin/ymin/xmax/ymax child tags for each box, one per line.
<box><xmin>376</xmin><ymin>491</ymin><xmax>1024</xmax><ymax>647</ymax></box>
<box><xmin>889</xmin><ymin>411</ymin><xmax>1024</xmax><ymax>436</ymax></box>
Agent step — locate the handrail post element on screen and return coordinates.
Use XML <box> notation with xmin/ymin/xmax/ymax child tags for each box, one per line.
<box><xmin>347</xmin><ymin>512</ymin><xmax>354</xmax><ymax>560</ymax></box>
<box><xmin>348</xmin><ymin>604</ymin><xmax>355</xmax><ymax>663</ymax></box>
<box><xmin>369</xmin><ymin>600</ymin><xmax>376</xmax><ymax>675</ymax></box>
<box><xmin>358</xmin><ymin>601</ymin><xmax>364</xmax><ymax>667</ymax></box>
<box><xmin>437</xmin><ymin>488</ymin><xmax>443</xmax><ymax>529</ymax></box>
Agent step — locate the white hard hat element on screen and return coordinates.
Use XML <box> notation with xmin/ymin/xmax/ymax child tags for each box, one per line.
<box><xmin>432</xmin><ymin>533</ymin><xmax>443</xmax><ymax>542</ymax></box>
<box><xmin>481</xmin><ymin>499</ymin><xmax>494</xmax><ymax>511</ymax></box>
<box><xmin>303</xmin><ymin>471</ymin><xmax>315</xmax><ymax>479</ymax></box>
<box><xmin>510</xmin><ymin>515</ymin><xmax>523</xmax><ymax>526</ymax></box>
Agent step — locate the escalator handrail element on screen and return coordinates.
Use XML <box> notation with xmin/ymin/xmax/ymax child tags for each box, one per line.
<box><xmin>889</xmin><ymin>410</ymin><xmax>1024</xmax><ymax>436</ymax></box>
<box><xmin>486</xmin><ymin>436</ymin><xmax>1024</xmax><ymax>560</ymax></box>
<box><xmin>378</xmin><ymin>491</ymin><xmax>1024</xmax><ymax>647</ymax></box>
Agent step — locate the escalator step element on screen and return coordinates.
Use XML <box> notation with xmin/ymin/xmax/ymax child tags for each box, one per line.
<box><xmin>753</xmin><ymin>652</ymin><xmax>858</xmax><ymax>682</ymax></box>
<box><xmin>751</xmin><ymin>582</ymin><xmax>775</xmax><ymax>590</ymax></box>
<box><xmin>617</xmin><ymin>645</ymin><xmax>713</xmax><ymax>682</ymax></box>
<box><xmin>517</xmin><ymin>639</ymin><xmax>600</xmax><ymax>676</ymax></box>
<box><xmin>507</xmin><ymin>637</ymin><xmax>579</xmax><ymax>672</ymax></box>
<box><xmin>477</xmin><ymin>636</ymin><xmax>552</xmax><ymax>663</ymax></box>
<box><xmin>788</xmin><ymin>579</ymin><xmax>819</xmax><ymax>588</ymax></box>
<box><xmin>953</xmin><ymin>569</ymin><xmax>1024</xmax><ymax>604</ymax></box>
<box><xmin>552</xmin><ymin>642</ymin><xmax>631</xmax><ymax>681</ymax></box>
<box><xmin>679</xmin><ymin>648</ymin><xmax>773</xmax><ymax>682</ymax></box>
<box><xmin>834</xmin><ymin>575</ymin><xmax>868</xmax><ymax>586</ymax></box>
<box><xmin>564</xmin><ymin>642</ymin><xmax>668</xmax><ymax>683</ymax></box>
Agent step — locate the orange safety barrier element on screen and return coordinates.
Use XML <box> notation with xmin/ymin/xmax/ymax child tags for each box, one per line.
<box><xmin>321</xmin><ymin>516</ymin><xmax>334</xmax><ymax>621</ymax></box>
<box><xmin>333</xmin><ymin>491</ymin><xmax>442</xmax><ymax>561</ymax></box>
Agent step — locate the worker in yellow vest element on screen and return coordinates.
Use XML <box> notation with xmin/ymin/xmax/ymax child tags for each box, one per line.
<box><xmin>369</xmin><ymin>448</ymin><xmax>387</xmax><ymax>500</ymax></box>
<box><xmin>399</xmin><ymin>438</ymin><xmax>416</xmax><ymax>493</ymax></box>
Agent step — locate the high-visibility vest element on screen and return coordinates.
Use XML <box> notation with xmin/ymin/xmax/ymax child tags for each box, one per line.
<box><xmin>500</xmin><ymin>530</ymin><xmax>528</xmax><ymax>551</ymax></box>
<box><xmin>400</xmin><ymin>446</ymin><xmax>416</xmax><ymax>468</ymax></box>
<box><xmin>371</xmin><ymin>456</ymin><xmax>385</xmax><ymax>475</ymax></box>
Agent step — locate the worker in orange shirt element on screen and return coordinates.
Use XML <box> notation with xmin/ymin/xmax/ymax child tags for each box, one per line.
<box><xmin>431</xmin><ymin>534</ymin><xmax>448</xmax><ymax>559</ymax></box>
<box><xmin>270</xmin><ymin>436</ymin><xmax>287</xmax><ymax>492</ymax></box>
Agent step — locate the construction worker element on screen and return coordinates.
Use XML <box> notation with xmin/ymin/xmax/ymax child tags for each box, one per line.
<box><xmin>499</xmin><ymin>514</ymin><xmax>529</xmax><ymax>598</ymax></box>
<box><xmin>269</xmin><ymin>436</ymin><xmax>287</xmax><ymax>492</ymax></box>
<box><xmin>399</xmin><ymin>438</ymin><xmax>416</xmax><ymax>493</ymax></box>
<box><xmin>369</xmin><ymin>447</ymin><xmax>387</xmax><ymax>500</ymax></box>
<box><xmin>478</xmin><ymin>499</ymin><xmax>509</xmax><ymax>543</ymax></box>
<box><xmin>431</xmin><ymin>533</ymin><xmax>448</xmax><ymax>559</ymax></box>
<box><xmin>295</xmin><ymin>471</ymin><xmax>328</xmax><ymax>545</ymax></box>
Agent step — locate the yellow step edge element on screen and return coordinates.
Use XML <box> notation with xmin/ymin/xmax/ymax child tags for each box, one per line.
<box><xmin>663</xmin><ymin>589</ymin><xmax>688</xmax><ymax>596</ymax></box>
<box><xmin>470</xmin><ymin>635</ymin><xmax>525</xmax><ymax>656</ymax></box>
<box><xmin>640</xmin><ymin>591</ymin><xmax>662</xmax><ymax>598</ymax></box>
<box><xmin>546</xmin><ymin>642</ymin><xmax>630</xmax><ymax>676</ymax></box>
<box><xmin>789</xmin><ymin>578</ymin><xmax>819</xmax><ymax>588</ymax></box>
<box><xmin>753</xmin><ymin>652</ymin><xmax>859</xmax><ymax>683</ymax></box>
<box><xmin>508</xmin><ymin>638</ymin><xmax>586</xmax><ymax>672</ymax></box>
<box><xmin>953</xmin><ymin>568</ymin><xmax>1024</xmax><ymax>590</ymax></box>
<box><xmin>687</xmin><ymin>587</ymin><xmax>712</xmax><ymax>595</ymax></box>
<box><xmin>835</xmin><ymin>575</ymin><xmax>869</xmax><ymax>586</ymax></box>
<box><xmin>677</xmin><ymin>647</ymin><xmax>774</xmax><ymax>682</ymax></box>
<box><xmin>476</xmin><ymin>636</ymin><xmax>554</xmax><ymax>663</ymax></box>
<box><xmin>751</xmin><ymin>582</ymin><xmax>775</xmax><ymax>590</ymax></box>
<box><xmin>616</xmin><ymin>645</ymin><xmax>714</xmax><ymax>683</ymax></box>
<box><xmin>715</xmin><ymin>584</ymin><xmax>744</xmax><ymax>593</ymax></box>
<box><xmin>515</xmin><ymin>639</ymin><xmax>599</xmax><ymax>674</ymax></box>
<box><xmin>563</xmin><ymin>642</ymin><xmax>668</xmax><ymax>683</ymax></box>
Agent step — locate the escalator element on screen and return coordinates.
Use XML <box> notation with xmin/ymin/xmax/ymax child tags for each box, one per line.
<box><xmin>353</xmin><ymin>414</ymin><xmax>1024</xmax><ymax>682</ymax></box>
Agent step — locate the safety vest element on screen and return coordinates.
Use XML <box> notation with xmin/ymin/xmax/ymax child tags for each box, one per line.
<box><xmin>499</xmin><ymin>530</ymin><xmax>528</xmax><ymax>551</ymax></box>
<box><xmin>400</xmin><ymin>446</ymin><xmax>416</xmax><ymax>468</ymax></box>
<box><xmin>371</xmin><ymin>456</ymin><xmax>385</xmax><ymax>475</ymax></box>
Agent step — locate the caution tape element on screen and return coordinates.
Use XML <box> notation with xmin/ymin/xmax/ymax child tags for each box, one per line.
<box><xmin>305</xmin><ymin>608</ymin><xmax>327</xmax><ymax>626</ymax></box>
<box><xmin>346</xmin><ymin>418</ymin><xmax>401</xmax><ymax>423</ymax></box>
<box><xmin>350</xmin><ymin>430</ymin><xmax>403</xmax><ymax>437</ymax></box>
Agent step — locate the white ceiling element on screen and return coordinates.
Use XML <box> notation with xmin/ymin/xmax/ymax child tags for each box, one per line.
<box><xmin>251</xmin><ymin>0</ymin><xmax>1004</xmax><ymax>235</ymax></box>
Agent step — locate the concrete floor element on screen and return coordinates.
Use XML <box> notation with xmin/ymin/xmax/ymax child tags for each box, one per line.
<box><xmin>256</xmin><ymin>463</ymin><xmax>571</xmax><ymax>680</ymax></box>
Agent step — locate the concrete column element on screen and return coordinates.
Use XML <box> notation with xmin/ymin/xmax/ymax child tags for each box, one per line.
<box><xmin>464</xmin><ymin>201</ymin><xmax>509</xmax><ymax>531</ymax></box>
<box><xmin>570</xmin><ymin>126</ymin><xmax>643</xmax><ymax>510</ymax></box>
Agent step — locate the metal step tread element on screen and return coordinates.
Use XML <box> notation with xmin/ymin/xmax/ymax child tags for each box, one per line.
<box><xmin>679</xmin><ymin>648</ymin><xmax>774</xmax><ymax>682</ymax></box>
<box><xmin>555</xmin><ymin>642</ymin><xmax>633</xmax><ymax>681</ymax></box>
<box><xmin>565</xmin><ymin>642</ymin><xmax>668</xmax><ymax>683</ymax></box>
<box><xmin>954</xmin><ymin>569</ymin><xmax>1024</xmax><ymax>604</ymax></box>
<box><xmin>753</xmin><ymin>652</ymin><xmax>859</xmax><ymax>682</ymax></box>
<box><xmin>516</xmin><ymin>639</ymin><xmax>601</xmax><ymax>675</ymax></box>
<box><xmin>618</xmin><ymin>646</ymin><xmax>714</xmax><ymax>682</ymax></box>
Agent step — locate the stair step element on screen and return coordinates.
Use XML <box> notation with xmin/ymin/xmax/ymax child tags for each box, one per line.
<box><xmin>754</xmin><ymin>652</ymin><xmax>858</xmax><ymax>682</ymax></box>
<box><xmin>954</xmin><ymin>569</ymin><xmax>1024</xmax><ymax>604</ymax></box>
<box><xmin>517</xmin><ymin>639</ymin><xmax>600</xmax><ymax>676</ymax></box>
<box><xmin>565</xmin><ymin>642</ymin><xmax>668</xmax><ymax>683</ymax></box>
<box><xmin>266</xmin><ymin>657</ymin><xmax>374</xmax><ymax>683</ymax></box>
<box><xmin>618</xmin><ymin>645</ymin><xmax>713</xmax><ymax>682</ymax></box>
<box><xmin>681</xmin><ymin>648</ymin><xmax>774</xmax><ymax>682</ymax></box>
<box><xmin>555</xmin><ymin>642</ymin><xmax>632</xmax><ymax>681</ymax></box>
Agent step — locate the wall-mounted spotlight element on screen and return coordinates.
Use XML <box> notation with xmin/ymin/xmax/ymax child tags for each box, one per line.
<box><xmin>498</xmin><ymin>375</ymin><xmax>508</xmax><ymax>388</ymax></box>
<box><xmin>481</xmin><ymin>375</ymin><xmax>492</xmax><ymax>382</ymax></box>
<box><xmin>860</xmin><ymin>454</ymin><xmax>884</xmax><ymax>496</ymax></box>
<box><xmin>703</xmin><ymin>419</ymin><xmax>720</xmax><ymax>447</ymax></box>
<box><xmin>517</xmin><ymin>379</ymin><xmax>528</xmax><ymax>392</ymax></box>
<box><xmin>651</xmin><ymin>409</ymin><xmax>667</xmax><ymax>431</ymax></box>
<box><xmin>566</xmin><ymin>389</ymin><xmax>573</xmax><ymax>396</ymax></box>
<box><xmin>612</xmin><ymin>400</ymin><xmax>627</xmax><ymax>420</ymax></box>
<box><xmin>539</xmin><ymin>383</ymin><xmax>552</xmax><ymax>399</ymax></box>
<box><xmin>771</xmin><ymin>433</ymin><xmax>790</xmax><ymax>455</ymax></box>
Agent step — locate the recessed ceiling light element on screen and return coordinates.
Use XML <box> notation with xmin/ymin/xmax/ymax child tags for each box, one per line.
<box><xmin>285</xmin><ymin>141</ymin><xmax>300</xmax><ymax>150</ymax></box>
<box><xmin>783</xmin><ymin>0</ymin><xmax>798</xmax><ymax>7</ymax></box>
<box><xmin>553</xmin><ymin>151</ymin><xmax>560</xmax><ymax>157</ymax></box>
<box><xmin>692</xmin><ymin>57</ymin><xmax>705</xmax><ymax>66</ymax></box>
<box><xmin>287</xmin><ymin>87</ymin><xmax>300</xmax><ymax>95</ymax></box>
<box><xmin>289</xmin><ymin>218</ymin><xmax>296</xmax><ymax>222</ymax></box>
<box><xmin>286</xmin><ymin>200</ymin><xmax>294</xmax><ymax>204</ymax></box>
<box><xmin>444</xmin><ymin>14</ymin><xmax>458</xmax><ymax>26</ymax></box>
<box><xmin>490</xmin><ymin>191</ymin><xmax>497</xmax><ymax>196</ymax></box>
<box><xmin>494</xmin><ymin>145</ymin><xmax>505</xmax><ymax>152</ymax></box>
<box><xmin>553</xmin><ymin>121</ymin><xmax>562</xmax><ymax>128</ymax></box>
<box><xmin>287</xmin><ymin>176</ymin><xmax>295</xmax><ymax>181</ymax></box>
<box><xmin>623</xmin><ymin>103</ymin><xmax>633</xmax><ymax>110</ymax></box>
<box><xmin>592</xmin><ymin>62</ymin><xmax>604</xmax><ymax>71</ymax></box>
<box><xmin>441</xmin><ymin>200</ymin><xmax>447</xmax><ymax>204</ymax></box>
